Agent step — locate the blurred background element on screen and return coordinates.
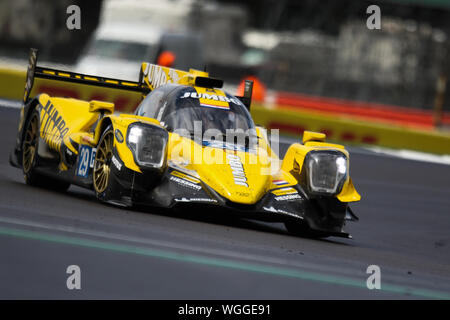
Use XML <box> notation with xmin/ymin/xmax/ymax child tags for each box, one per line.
<box><xmin>1</xmin><ymin>0</ymin><xmax>450</xmax><ymax>153</ymax></box>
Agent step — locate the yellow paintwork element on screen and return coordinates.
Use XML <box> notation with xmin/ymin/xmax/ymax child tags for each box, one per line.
<box><xmin>32</xmin><ymin>64</ymin><xmax>360</xmax><ymax>205</ymax></box>
<box><xmin>37</xmin><ymin>94</ymin><xmax>98</xmax><ymax>153</ymax></box>
<box><xmin>167</xmin><ymin>132</ymin><xmax>271</xmax><ymax>204</ymax></box>
<box><xmin>4</xmin><ymin>64</ymin><xmax>450</xmax><ymax>154</ymax></box>
<box><xmin>281</xmin><ymin>140</ymin><xmax>360</xmax><ymax>202</ymax></box>
<box><xmin>337</xmin><ymin>177</ymin><xmax>361</xmax><ymax>202</ymax></box>
<box><xmin>195</xmin><ymin>87</ymin><xmax>230</xmax><ymax>108</ymax></box>
<box><xmin>93</xmin><ymin>114</ymin><xmax>163</xmax><ymax>173</ymax></box>
<box><xmin>170</xmin><ymin>171</ymin><xmax>200</xmax><ymax>184</ymax></box>
<box><xmin>89</xmin><ymin>100</ymin><xmax>114</xmax><ymax>114</ymax></box>
<box><xmin>140</xmin><ymin>63</ymin><xmax>211</xmax><ymax>90</ymax></box>
<box><xmin>302</xmin><ymin>131</ymin><xmax>326</xmax><ymax>144</ymax></box>
<box><xmin>166</xmin><ymin>128</ymin><xmax>360</xmax><ymax>204</ymax></box>
<box><xmin>272</xmin><ymin>187</ymin><xmax>298</xmax><ymax>196</ymax></box>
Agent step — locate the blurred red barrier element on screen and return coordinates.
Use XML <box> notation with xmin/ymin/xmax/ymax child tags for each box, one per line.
<box><xmin>276</xmin><ymin>92</ymin><xmax>450</xmax><ymax>129</ymax></box>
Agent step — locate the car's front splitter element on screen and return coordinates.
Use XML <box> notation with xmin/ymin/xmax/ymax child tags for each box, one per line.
<box><xmin>109</xmin><ymin>163</ymin><xmax>351</xmax><ymax>236</ymax></box>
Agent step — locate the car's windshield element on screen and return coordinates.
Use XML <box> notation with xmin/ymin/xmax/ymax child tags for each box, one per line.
<box><xmin>161</xmin><ymin>87</ymin><xmax>255</xmax><ymax>142</ymax></box>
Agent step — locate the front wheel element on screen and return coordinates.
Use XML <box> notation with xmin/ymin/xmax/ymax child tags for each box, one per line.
<box><xmin>93</xmin><ymin>126</ymin><xmax>119</xmax><ymax>201</ymax></box>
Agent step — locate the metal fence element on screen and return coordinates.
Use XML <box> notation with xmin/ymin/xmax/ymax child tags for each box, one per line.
<box><xmin>259</xmin><ymin>18</ymin><xmax>449</xmax><ymax>110</ymax></box>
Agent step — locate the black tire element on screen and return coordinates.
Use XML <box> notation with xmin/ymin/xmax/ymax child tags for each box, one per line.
<box><xmin>93</xmin><ymin>126</ymin><xmax>120</xmax><ymax>202</ymax></box>
<box><xmin>284</xmin><ymin>220</ymin><xmax>330</xmax><ymax>239</ymax></box>
<box><xmin>22</xmin><ymin>109</ymin><xmax>70</xmax><ymax>191</ymax></box>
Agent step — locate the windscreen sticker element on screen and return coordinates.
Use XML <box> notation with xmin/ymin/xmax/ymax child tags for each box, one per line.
<box><xmin>180</xmin><ymin>87</ymin><xmax>232</xmax><ymax>109</ymax></box>
<box><xmin>200</xmin><ymin>102</ymin><xmax>230</xmax><ymax>110</ymax></box>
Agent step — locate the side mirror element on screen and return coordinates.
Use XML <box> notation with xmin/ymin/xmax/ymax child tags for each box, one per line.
<box><xmin>89</xmin><ymin>100</ymin><xmax>114</xmax><ymax>114</ymax></box>
<box><xmin>302</xmin><ymin>131</ymin><xmax>326</xmax><ymax>144</ymax></box>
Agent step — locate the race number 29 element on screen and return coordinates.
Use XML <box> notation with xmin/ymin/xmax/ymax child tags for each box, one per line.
<box><xmin>76</xmin><ymin>145</ymin><xmax>93</xmax><ymax>177</ymax></box>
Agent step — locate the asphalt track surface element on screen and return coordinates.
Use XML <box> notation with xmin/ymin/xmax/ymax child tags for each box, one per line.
<box><xmin>0</xmin><ymin>105</ymin><xmax>449</xmax><ymax>299</ymax></box>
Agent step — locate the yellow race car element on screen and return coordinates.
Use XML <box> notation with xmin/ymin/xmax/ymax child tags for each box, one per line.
<box><xmin>10</xmin><ymin>49</ymin><xmax>360</xmax><ymax>238</ymax></box>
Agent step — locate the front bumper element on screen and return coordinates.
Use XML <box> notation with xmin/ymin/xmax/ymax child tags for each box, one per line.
<box><xmin>108</xmin><ymin>159</ymin><xmax>353</xmax><ymax>236</ymax></box>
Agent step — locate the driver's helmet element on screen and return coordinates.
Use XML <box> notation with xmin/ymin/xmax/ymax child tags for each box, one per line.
<box><xmin>200</xmin><ymin>106</ymin><xmax>237</xmax><ymax>137</ymax></box>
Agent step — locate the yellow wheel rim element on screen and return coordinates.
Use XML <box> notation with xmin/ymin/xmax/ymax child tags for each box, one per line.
<box><xmin>23</xmin><ymin>114</ymin><xmax>38</xmax><ymax>174</ymax></box>
<box><xmin>93</xmin><ymin>131</ymin><xmax>114</xmax><ymax>193</ymax></box>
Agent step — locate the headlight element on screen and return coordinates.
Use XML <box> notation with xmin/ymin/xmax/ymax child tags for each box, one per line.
<box><xmin>127</xmin><ymin>123</ymin><xmax>168</xmax><ymax>169</ymax></box>
<box><xmin>304</xmin><ymin>151</ymin><xmax>348</xmax><ymax>195</ymax></box>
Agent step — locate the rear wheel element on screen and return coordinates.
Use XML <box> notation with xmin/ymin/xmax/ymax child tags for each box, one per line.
<box><xmin>22</xmin><ymin>110</ymin><xmax>70</xmax><ymax>191</ymax></box>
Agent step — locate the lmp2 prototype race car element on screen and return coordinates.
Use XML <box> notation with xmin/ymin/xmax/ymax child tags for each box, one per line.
<box><xmin>10</xmin><ymin>49</ymin><xmax>360</xmax><ymax>239</ymax></box>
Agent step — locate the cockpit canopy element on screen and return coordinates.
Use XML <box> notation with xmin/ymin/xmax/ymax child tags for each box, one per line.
<box><xmin>136</xmin><ymin>85</ymin><xmax>256</xmax><ymax>139</ymax></box>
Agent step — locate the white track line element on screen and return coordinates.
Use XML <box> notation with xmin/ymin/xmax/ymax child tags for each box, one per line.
<box><xmin>365</xmin><ymin>146</ymin><xmax>450</xmax><ymax>166</ymax></box>
<box><xmin>0</xmin><ymin>99</ymin><xmax>21</xmax><ymax>109</ymax></box>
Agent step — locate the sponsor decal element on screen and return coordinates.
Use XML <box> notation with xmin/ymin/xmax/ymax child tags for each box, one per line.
<box><xmin>145</xmin><ymin>64</ymin><xmax>180</xmax><ymax>89</ymax></box>
<box><xmin>263</xmin><ymin>206</ymin><xmax>302</xmax><ymax>218</ymax></box>
<box><xmin>111</xmin><ymin>155</ymin><xmax>122</xmax><ymax>171</ymax></box>
<box><xmin>274</xmin><ymin>194</ymin><xmax>303</xmax><ymax>201</ymax></box>
<box><xmin>171</xmin><ymin>171</ymin><xmax>200</xmax><ymax>184</ymax></box>
<box><xmin>170</xmin><ymin>176</ymin><xmax>202</xmax><ymax>191</ymax></box>
<box><xmin>114</xmin><ymin>129</ymin><xmax>124</xmax><ymax>143</ymax></box>
<box><xmin>272</xmin><ymin>179</ymin><xmax>289</xmax><ymax>186</ymax></box>
<box><xmin>39</xmin><ymin>100</ymin><xmax>70</xmax><ymax>151</ymax></box>
<box><xmin>89</xmin><ymin>148</ymin><xmax>96</xmax><ymax>168</ymax></box>
<box><xmin>180</xmin><ymin>91</ymin><xmax>243</xmax><ymax>107</ymax></box>
<box><xmin>174</xmin><ymin>197</ymin><xmax>217</xmax><ymax>203</ymax></box>
<box><xmin>226</xmin><ymin>154</ymin><xmax>248</xmax><ymax>187</ymax></box>
<box><xmin>76</xmin><ymin>145</ymin><xmax>94</xmax><ymax>177</ymax></box>
<box><xmin>271</xmin><ymin>187</ymin><xmax>298</xmax><ymax>196</ymax></box>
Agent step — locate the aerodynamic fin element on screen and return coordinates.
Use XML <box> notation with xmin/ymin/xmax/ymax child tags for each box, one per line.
<box><xmin>140</xmin><ymin>62</ymin><xmax>224</xmax><ymax>91</ymax></box>
<box><xmin>23</xmin><ymin>48</ymin><xmax>147</xmax><ymax>104</ymax></box>
<box><xmin>23</xmin><ymin>48</ymin><xmax>38</xmax><ymax>104</ymax></box>
<box><xmin>237</xmin><ymin>79</ymin><xmax>254</xmax><ymax>111</ymax></box>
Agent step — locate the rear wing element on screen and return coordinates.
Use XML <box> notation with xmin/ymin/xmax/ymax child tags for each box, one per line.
<box><xmin>23</xmin><ymin>48</ymin><xmax>148</xmax><ymax>104</ymax></box>
<box><xmin>23</xmin><ymin>48</ymin><xmax>254</xmax><ymax>110</ymax></box>
<box><xmin>139</xmin><ymin>62</ymin><xmax>254</xmax><ymax>110</ymax></box>
<box><xmin>139</xmin><ymin>62</ymin><xmax>223</xmax><ymax>91</ymax></box>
